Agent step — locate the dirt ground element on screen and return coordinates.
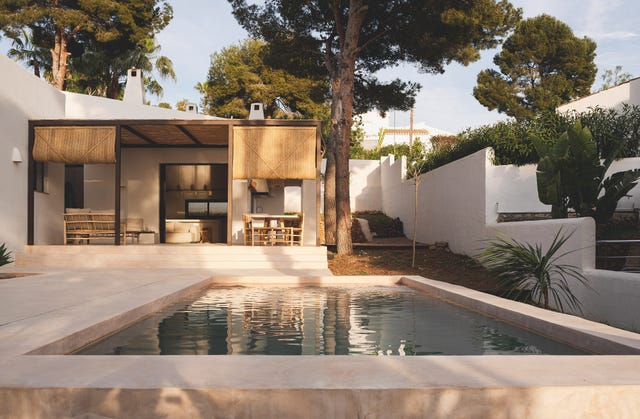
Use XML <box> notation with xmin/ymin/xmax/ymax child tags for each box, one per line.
<box><xmin>328</xmin><ymin>247</ymin><xmax>501</xmax><ymax>294</ymax></box>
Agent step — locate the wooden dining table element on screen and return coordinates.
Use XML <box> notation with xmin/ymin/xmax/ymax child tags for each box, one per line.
<box><xmin>248</xmin><ymin>213</ymin><xmax>300</xmax><ymax>228</ymax></box>
<box><xmin>246</xmin><ymin>213</ymin><xmax>302</xmax><ymax>246</ymax></box>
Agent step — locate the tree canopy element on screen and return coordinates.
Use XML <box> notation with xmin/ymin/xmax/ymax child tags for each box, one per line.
<box><xmin>0</xmin><ymin>0</ymin><xmax>173</xmax><ymax>90</ymax></box>
<box><xmin>473</xmin><ymin>14</ymin><xmax>597</xmax><ymax>119</ymax></box>
<box><xmin>66</xmin><ymin>37</ymin><xmax>176</xmax><ymax>99</ymax></box>
<box><xmin>197</xmin><ymin>39</ymin><xmax>328</xmax><ymax>119</ymax></box>
<box><xmin>230</xmin><ymin>0</ymin><xmax>521</xmax><ymax>254</ymax></box>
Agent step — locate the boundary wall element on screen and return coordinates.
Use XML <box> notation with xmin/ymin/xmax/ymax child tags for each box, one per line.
<box><xmin>343</xmin><ymin>149</ymin><xmax>640</xmax><ymax>331</ymax></box>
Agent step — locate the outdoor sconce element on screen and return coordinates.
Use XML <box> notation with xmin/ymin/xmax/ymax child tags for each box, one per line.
<box><xmin>11</xmin><ymin>147</ymin><xmax>23</xmax><ymax>163</ymax></box>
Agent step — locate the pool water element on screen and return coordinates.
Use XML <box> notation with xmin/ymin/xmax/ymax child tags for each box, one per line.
<box><xmin>76</xmin><ymin>286</ymin><xmax>585</xmax><ymax>355</ymax></box>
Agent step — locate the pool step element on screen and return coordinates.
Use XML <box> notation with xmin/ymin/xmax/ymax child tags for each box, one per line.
<box><xmin>14</xmin><ymin>245</ymin><xmax>330</xmax><ymax>272</ymax></box>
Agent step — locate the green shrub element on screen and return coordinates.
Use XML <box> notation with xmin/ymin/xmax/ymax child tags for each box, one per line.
<box><xmin>353</xmin><ymin>211</ymin><xmax>404</xmax><ymax>238</ymax></box>
<box><xmin>0</xmin><ymin>243</ymin><xmax>12</xmax><ymax>266</ymax></box>
<box><xmin>419</xmin><ymin>106</ymin><xmax>640</xmax><ymax>174</ymax></box>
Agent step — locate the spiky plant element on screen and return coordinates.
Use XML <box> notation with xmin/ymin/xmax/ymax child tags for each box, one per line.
<box><xmin>477</xmin><ymin>229</ymin><xmax>589</xmax><ymax>313</ymax></box>
<box><xmin>0</xmin><ymin>243</ymin><xmax>12</xmax><ymax>267</ymax></box>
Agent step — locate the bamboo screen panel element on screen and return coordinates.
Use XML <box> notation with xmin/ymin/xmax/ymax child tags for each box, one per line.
<box><xmin>33</xmin><ymin>126</ymin><xmax>116</xmax><ymax>164</ymax></box>
<box><xmin>233</xmin><ymin>126</ymin><xmax>317</xmax><ymax>179</ymax></box>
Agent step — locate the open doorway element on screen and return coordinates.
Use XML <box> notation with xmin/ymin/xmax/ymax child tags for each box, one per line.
<box><xmin>159</xmin><ymin>164</ymin><xmax>228</xmax><ymax>244</ymax></box>
<box><xmin>64</xmin><ymin>164</ymin><xmax>84</xmax><ymax>209</ymax></box>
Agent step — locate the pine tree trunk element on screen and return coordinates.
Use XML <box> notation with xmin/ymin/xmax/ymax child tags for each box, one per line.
<box><xmin>329</xmin><ymin>0</ymin><xmax>368</xmax><ymax>255</ymax></box>
<box><xmin>330</xmin><ymin>73</ymin><xmax>352</xmax><ymax>254</ymax></box>
<box><xmin>324</xmin><ymin>142</ymin><xmax>337</xmax><ymax>245</ymax></box>
<box><xmin>50</xmin><ymin>27</ymin><xmax>68</xmax><ymax>90</ymax></box>
<box><xmin>107</xmin><ymin>74</ymin><xmax>120</xmax><ymax>99</ymax></box>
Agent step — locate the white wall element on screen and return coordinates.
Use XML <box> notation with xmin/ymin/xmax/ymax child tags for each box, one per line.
<box><xmin>369</xmin><ymin>147</ymin><xmax>640</xmax><ymax>331</ymax></box>
<box><xmin>33</xmin><ymin>163</ymin><xmax>65</xmax><ymax>245</ymax></box>
<box><xmin>231</xmin><ymin>180</ymin><xmax>250</xmax><ymax>244</ymax></box>
<box><xmin>84</xmin><ymin>165</ymin><xmax>116</xmax><ymax>212</ymax></box>
<box><xmin>0</xmin><ymin>56</ymin><xmax>66</xmax><ymax>252</ymax></box>
<box><xmin>349</xmin><ymin>160</ymin><xmax>382</xmax><ymax>211</ymax></box>
<box><xmin>64</xmin><ymin>92</ymin><xmax>215</xmax><ymax>120</ymax></box>
<box><xmin>557</xmin><ymin>77</ymin><xmax>640</xmax><ymax>113</ymax></box>
<box><xmin>321</xmin><ymin>159</ymin><xmax>382</xmax><ymax>212</ymax></box>
<box><xmin>302</xmin><ymin>180</ymin><xmax>318</xmax><ymax>245</ymax></box>
<box><xmin>582</xmin><ymin>269</ymin><xmax>640</xmax><ymax>332</ymax></box>
<box><xmin>378</xmin><ymin>150</ymin><xmax>491</xmax><ymax>255</ymax></box>
<box><xmin>486</xmin><ymin>162</ymin><xmax>549</xmax><ymax>217</ymax></box>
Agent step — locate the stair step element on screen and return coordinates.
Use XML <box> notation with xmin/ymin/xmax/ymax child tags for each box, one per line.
<box><xmin>15</xmin><ymin>245</ymin><xmax>329</xmax><ymax>270</ymax></box>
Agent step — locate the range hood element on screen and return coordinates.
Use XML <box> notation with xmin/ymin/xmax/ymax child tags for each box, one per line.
<box><xmin>249</xmin><ymin>179</ymin><xmax>269</xmax><ymax>194</ymax></box>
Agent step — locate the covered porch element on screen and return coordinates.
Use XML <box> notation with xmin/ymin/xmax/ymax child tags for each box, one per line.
<box><xmin>27</xmin><ymin>119</ymin><xmax>322</xmax><ymax>247</ymax></box>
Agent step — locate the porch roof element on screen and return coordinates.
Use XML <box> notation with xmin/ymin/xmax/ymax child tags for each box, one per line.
<box><xmin>29</xmin><ymin>119</ymin><xmax>320</xmax><ymax>148</ymax></box>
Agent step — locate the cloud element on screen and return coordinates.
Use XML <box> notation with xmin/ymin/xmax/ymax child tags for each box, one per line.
<box><xmin>588</xmin><ymin>31</ymin><xmax>640</xmax><ymax>40</ymax></box>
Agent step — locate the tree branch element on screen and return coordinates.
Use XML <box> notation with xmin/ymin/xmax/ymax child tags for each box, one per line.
<box><xmin>323</xmin><ymin>33</ymin><xmax>338</xmax><ymax>78</ymax></box>
<box><xmin>357</xmin><ymin>27</ymin><xmax>391</xmax><ymax>55</ymax></box>
<box><xmin>331</xmin><ymin>0</ymin><xmax>345</xmax><ymax>47</ymax></box>
<box><xmin>68</xmin><ymin>24</ymin><xmax>82</xmax><ymax>39</ymax></box>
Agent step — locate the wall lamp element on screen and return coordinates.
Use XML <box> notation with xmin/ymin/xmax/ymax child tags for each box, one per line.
<box><xmin>11</xmin><ymin>147</ymin><xmax>23</xmax><ymax>163</ymax></box>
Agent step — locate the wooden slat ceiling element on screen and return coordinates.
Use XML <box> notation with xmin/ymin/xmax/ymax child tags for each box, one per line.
<box><xmin>121</xmin><ymin>124</ymin><xmax>229</xmax><ymax>146</ymax></box>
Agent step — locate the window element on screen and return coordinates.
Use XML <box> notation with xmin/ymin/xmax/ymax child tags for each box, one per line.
<box><xmin>34</xmin><ymin>162</ymin><xmax>47</xmax><ymax>193</ymax></box>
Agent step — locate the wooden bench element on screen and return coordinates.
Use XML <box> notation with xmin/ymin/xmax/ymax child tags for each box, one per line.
<box><xmin>64</xmin><ymin>211</ymin><xmax>126</xmax><ymax>244</ymax></box>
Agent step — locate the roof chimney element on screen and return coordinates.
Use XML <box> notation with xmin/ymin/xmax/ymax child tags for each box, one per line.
<box><xmin>123</xmin><ymin>68</ymin><xmax>146</xmax><ymax>104</ymax></box>
<box><xmin>184</xmin><ymin>102</ymin><xmax>198</xmax><ymax>113</ymax></box>
<box><xmin>248</xmin><ymin>103</ymin><xmax>264</xmax><ymax>120</ymax></box>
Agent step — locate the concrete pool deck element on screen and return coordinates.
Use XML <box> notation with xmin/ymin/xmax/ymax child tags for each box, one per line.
<box><xmin>1</xmin><ymin>267</ymin><xmax>640</xmax><ymax>417</ymax></box>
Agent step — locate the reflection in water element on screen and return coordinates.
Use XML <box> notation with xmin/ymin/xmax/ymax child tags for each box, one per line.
<box><xmin>77</xmin><ymin>286</ymin><xmax>585</xmax><ymax>355</ymax></box>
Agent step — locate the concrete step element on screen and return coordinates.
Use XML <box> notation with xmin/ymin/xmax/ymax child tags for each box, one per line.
<box><xmin>15</xmin><ymin>245</ymin><xmax>329</xmax><ymax>270</ymax></box>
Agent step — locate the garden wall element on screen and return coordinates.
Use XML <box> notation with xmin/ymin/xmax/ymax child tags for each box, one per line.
<box><xmin>355</xmin><ymin>148</ymin><xmax>640</xmax><ymax>331</ymax></box>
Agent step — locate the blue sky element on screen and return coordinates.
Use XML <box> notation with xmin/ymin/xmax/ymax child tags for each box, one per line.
<box><xmin>3</xmin><ymin>0</ymin><xmax>640</xmax><ymax>133</ymax></box>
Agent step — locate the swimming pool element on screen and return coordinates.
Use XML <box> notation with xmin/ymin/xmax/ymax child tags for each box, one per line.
<box><xmin>76</xmin><ymin>285</ymin><xmax>584</xmax><ymax>355</ymax></box>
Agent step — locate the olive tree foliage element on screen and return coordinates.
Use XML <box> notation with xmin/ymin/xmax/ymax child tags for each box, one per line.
<box><xmin>197</xmin><ymin>39</ymin><xmax>328</xmax><ymax>119</ymax></box>
<box><xmin>598</xmin><ymin>65</ymin><xmax>633</xmax><ymax>92</ymax></box>
<box><xmin>474</xmin><ymin>14</ymin><xmax>597</xmax><ymax>119</ymax></box>
<box><xmin>0</xmin><ymin>0</ymin><xmax>173</xmax><ymax>90</ymax></box>
<box><xmin>229</xmin><ymin>0</ymin><xmax>521</xmax><ymax>254</ymax></box>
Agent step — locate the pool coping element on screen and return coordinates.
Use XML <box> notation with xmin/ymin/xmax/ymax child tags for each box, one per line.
<box><xmin>26</xmin><ymin>274</ymin><xmax>640</xmax><ymax>356</ymax></box>
<box><xmin>2</xmin><ymin>270</ymin><xmax>640</xmax><ymax>417</ymax></box>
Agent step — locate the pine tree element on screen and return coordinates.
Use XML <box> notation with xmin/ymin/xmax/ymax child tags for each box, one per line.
<box><xmin>0</xmin><ymin>1</ymin><xmax>173</xmax><ymax>90</ymax></box>
<box><xmin>474</xmin><ymin>14</ymin><xmax>597</xmax><ymax>119</ymax></box>
<box><xmin>230</xmin><ymin>0</ymin><xmax>521</xmax><ymax>253</ymax></box>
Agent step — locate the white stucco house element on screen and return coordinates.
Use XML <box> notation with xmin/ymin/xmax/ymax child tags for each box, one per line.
<box><xmin>0</xmin><ymin>55</ymin><xmax>322</xmax><ymax>255</ymax></box>
<box><xmin>358</xmin><ymin>110</ymin><xmax>453</xmax><ymax>151</ymax></box>
<box><xmin>557</xmin><ymin>77</ymin><xmax>640</xmax><ymax>113</ymax></box>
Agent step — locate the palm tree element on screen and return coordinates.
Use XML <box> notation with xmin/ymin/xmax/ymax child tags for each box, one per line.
<box><xmin>69</xmin><ymin>38</ymin><xmax>176</xmax><ymax>99</ymax></box>
<box><xmin>477</xmin><ymin>228</ymin><xmax>589</xmax><ymax>313</ymax></box>
<box><xmin>7</xmin><ymin>28</ymin><xmax>51</xmax><ymax>79</ymax></box>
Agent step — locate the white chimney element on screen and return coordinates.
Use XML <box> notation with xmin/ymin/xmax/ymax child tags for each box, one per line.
<box><xmin>123</xmin><ymin>68</ymin><xmax>146</xmax><ymax>104</ymax></box>
<box><xmin>184</xmin><ymin>102</ymin><xmax>198</xmax><ymax>113</ymax></box>
<box><xmin>248</xmin><ymin>103</ymin><xmax>264</xmax><ymax>119</ymax></box>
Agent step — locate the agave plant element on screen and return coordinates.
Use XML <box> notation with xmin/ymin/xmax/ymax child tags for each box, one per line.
<box><xmin>0</xmin><ymin>243</ymin><xmax>12</xmax><ymax>267</ymax></box>
<box><xmin>477</xmin><ymin>229</ymin><xmax>589</xmax><ymax>313</ymax></box>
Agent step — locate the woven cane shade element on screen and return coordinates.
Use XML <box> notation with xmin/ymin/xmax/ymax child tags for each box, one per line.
<box><xmin>33</xmin><ymin>126</ymin><xmax>116</xmax><ymax>164</ymax></box>
<box><xmin>232</xmin><ymin>126</ymin><xmax>316</xmax><ymax>179</ymax></box>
